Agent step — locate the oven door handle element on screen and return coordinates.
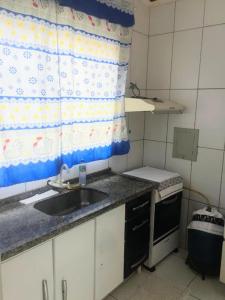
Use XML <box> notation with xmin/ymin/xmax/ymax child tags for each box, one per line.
<box><xmin>132</xmin><ymin>219</ymin><xmax>149</xmax><ymax>232</ymax></box>
<box><xmin>161</xmin><ymin>198</ymin><xmax>178</xmax><ymax>205</ymax></box>
<box><xmin>132</xmin><ymin>201</ymin><xmax>149</xmax><ymax>211</ymax></box>
<box><xmin>131</xmin><ymin>255</ymin><xmax>147</xmax><ymax>269</ymax></box>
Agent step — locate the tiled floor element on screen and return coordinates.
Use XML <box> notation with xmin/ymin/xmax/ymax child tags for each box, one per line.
<box><xmin>106</xmin><ymin>250</ymin><xmax>225</xmax><ymax>300</ymax></box>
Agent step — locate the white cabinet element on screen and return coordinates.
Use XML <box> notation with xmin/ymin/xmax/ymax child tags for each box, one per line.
<box><xmin>95</xmin><ymin>205</ymin><xmax>125</xmax><ymax>300</ymax></box>
<box><xmin>54</xmin><ymin>220</ymin><xmax>95</xmax><ymax>300</ymax></box>
<box><xmin>0</xmin><ymin>241</ymin><xmax>53</xmax><ymax>300</ymax></box>
<box><xmin>0</xmin><ymin>205</ymin><xmax>125</xmax><ymax>300</ymax></box>
<box><xmin>220</xmin><ymin>241</ymin><xmax>225</xmax><ymax>283</ymax></box>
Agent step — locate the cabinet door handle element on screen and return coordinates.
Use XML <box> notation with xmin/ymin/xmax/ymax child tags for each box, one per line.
<box><xmin>62</xmin><ymin>280</ymin><xmax>67</xmax><ymax>300</ymax></box>
<box><xmin>42</xmin><ymin>280</ymin><xmax>49</xmax><ymax>300</ymax></box>
<box><xmin>132</xmin><ymin>219</ymin><xmax>149</xmax><ymax>231</ymax></box>
<box><xmin>131</xmin><ymin>255</ymin><xmax>147</xmax><ymax>269</ymax></box>
<box><xmin>132</xmin><ymin>201</ymin><xmax>149</xmax><ymax>211</ymax></box>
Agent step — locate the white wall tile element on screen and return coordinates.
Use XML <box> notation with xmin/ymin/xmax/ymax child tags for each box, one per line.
<box><xmin>128</xmin><ymin>112</ymin><xmax>145</xmax><ymax>141</ymax></box>
<box><xmin>145</xmin><ymin>90</ymin><xmax>169</xmax><ymax>142</ymax></box>
<box><xmin>66</xmin><ymin>166</ymin><xmax>79</xmax><ymax>180</ymax></box>
<box><xmin>219</xmin><ymin>207</ymin><xmax>225</xmax><ymax>218</ymax></box>
<box><xmin>147</xmin><ymin>89</ymin><xmax>170</xmax><ymax>102</ymax></box>
<box><xmin>196</xmin><ymin>90</ymin><xmax>225</xmax><ymax>150</ymax></box>
<box><xmin>145</xmin><ymin>112</ymin><xmax>168</xmax><ymax>142</ymax></box>
<box><xmin>199</xmin><ymin>25</ymin><xmax>225</xmax><ymax>88</ymax></box>
<box><xmin>130</xmin><ymin>31</ymin><xmax>148</xmax><ymax>89</ymax></box>
<box><xmin>165</xmin><ymin>143</ymin><xmax>191</xmax><ymax>198</ymax></box>
<box><xmin>125</xmin><ymin>87</ymin><xmax>146</xmax><ymax>98</ymax></box>
<box><xmin>86</xmin><ymin>160</ymin><xmax>109</xmax><ymax>174</ymax></box>
<box><xmin>0</xmin><ymin>183</ymin><xmax>26</xmax><ymax>200</ymax></box>
<box><xmin>143</xmin><ymin>140</ymin><xmax>166</xmax><ymax>169</ymax></box>
<box><xmin>175</xmin><ymin>0</ymin><xmax>205</xmax><ymax>31</ymax></box>
<box><xmin>150</xmin><ymin>2</ymin><xmax>175</xmax><ymax>35</ymax></box>
<box><xmin>219</xmin><ymin>155</ymin><xmax>225</xmax><ymax>209</ymax></box>
<box><xmin>205</xmin><ymin>0</ymin><xmax>225</xmax><ymax>26</ymax></box>
<box><xmin>190</xmin><ymin>148</ymin><xmax>223</xmax><ymax>207</ymax></box>
<box><xmin>127</xmin><ymin>140</ymin><xmax>143</xmax><ymax>170</ymax></box>
<box><xmin>25</xmin><ymin>179</ymin><xmax>47</xmax><ymax>191</ymax></box>
<box><xmin>109</xmin><ymin>155</ymin><xmax>128</xmax><ymax>173</ymax></box>
<box><xmin>147</xmin><ymin>33</ymin><xmax>173</xmax><ymax>89</ymax></box>
<box><xmin>167</xmin><ymin>90</ymin><xmax>197</xmax><ymax>142</ymax></box>
<box><xmin>179</xmin><ymin>198</ymin><xmax>189</xmax><ymax>249</ymax></box>
<box><xmin>171</xmin><ymin>29</ymin><xmax>202</xmax><ymax>89</ymax></box>
<box><xmin>133</xmin><ymin>0</ymin><xmax>150</xmax><ymax>35</ymax></box>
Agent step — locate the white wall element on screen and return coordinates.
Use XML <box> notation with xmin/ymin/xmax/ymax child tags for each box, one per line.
<box><xmin>99</xmin><ymin>0</ymin><xmax>152</xmax><ymax>176</ymax></box>
<box><xmin>144</xmin><ymin>0</ymin><xmax>225</xmax><ymax>248</ymax></box>
<box><xmin>121</xmin><ymin>0</ymin><xmax>150</xmax><ymax>173</ymax></box>
<box><xmin>0</xmin><ymin>0</ymin><xmax>149</xmax><ymax>200</ymax></box>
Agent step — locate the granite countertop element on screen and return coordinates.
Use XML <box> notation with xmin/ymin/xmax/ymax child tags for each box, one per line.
<box><xmin>0</xmin><ymin>170</ymin><xmax>157</xmax><ymax>261</ymax></box>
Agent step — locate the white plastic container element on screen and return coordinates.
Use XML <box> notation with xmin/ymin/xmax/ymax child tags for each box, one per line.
<box><xmin>79</xmin><ymin>163</ymin><xmax>87</xmax><ymax>186</ymax></box>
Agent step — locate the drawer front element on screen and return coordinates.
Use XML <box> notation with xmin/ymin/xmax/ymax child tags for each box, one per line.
<box><xmin>124</xmin><ymin>214</ymin><xmax>150</xmax><ymax>278</ymax></box>
<box><xmin>124</xmin><ymin>250</ymin><xmax>149</xmax><ymax>278</ymax></box>
<box><xmin>125</xmin><ymin>215</ymin><xmax>150</xmax><ymax>252</ymax></box>
<box><xmin>125</xmin><ymin>241</ymin><xmax>149</xmax><ymax>264</ymax></box>
<box><xmin>124</xmin><ymin>192</ymin><xmax>151</xmax><ymax>279</ymax></box>
<box><xmin>126</xmin><ymin>193</ymin><xmax>151</xmax><ymax>221</ymax></box>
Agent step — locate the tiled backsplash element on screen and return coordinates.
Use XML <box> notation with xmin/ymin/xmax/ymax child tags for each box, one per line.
<box><xmin>144</xmin><ymin>0</ymin><xmax>225</xmax><ymax>248</ymax></box>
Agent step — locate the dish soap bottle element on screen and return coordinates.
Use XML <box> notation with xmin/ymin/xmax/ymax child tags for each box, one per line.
<box><xmin>79</xmin><ymin>162</ymin><xmax>86</xmax><ymax>186</ymax></box>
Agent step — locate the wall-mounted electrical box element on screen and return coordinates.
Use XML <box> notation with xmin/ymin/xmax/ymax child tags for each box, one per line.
<box><xmin>173</xmin><ymin>128</ymin><xmax>199</xmax><ymax>161</ymax></box>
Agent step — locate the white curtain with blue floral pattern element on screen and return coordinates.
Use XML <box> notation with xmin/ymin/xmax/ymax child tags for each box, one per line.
<box><xmin>0</xmin><ymin>0</ymin><xmax>132</xmax><ymax>187</ymax></box>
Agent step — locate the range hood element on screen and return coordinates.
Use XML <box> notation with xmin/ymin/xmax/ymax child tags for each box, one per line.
<box><xmin>125</xmin><ymin>97</ymin><xmax>185</xmax><ymax>114</ymax></box>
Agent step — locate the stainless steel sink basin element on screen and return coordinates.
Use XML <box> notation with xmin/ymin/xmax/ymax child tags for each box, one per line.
<box><xmin>34</xmin><ymin>188</ymin><xmax>108</xmax><ymax>216</ymax></box>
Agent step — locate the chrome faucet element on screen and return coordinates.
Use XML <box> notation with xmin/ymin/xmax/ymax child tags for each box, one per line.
<box><xmin>47</xmin><ymin>164</ymin><xmax>81</xmax><ymax>190</ymax></box>
<box><xmin>47</xmin><ymin>163</ymin><xmax>70</xmax><ymax>189</ymax></box>
<box><xmin>59</xmin><ymin>164</ymin><xmax>69</xmax><ymax>185</ymax></box>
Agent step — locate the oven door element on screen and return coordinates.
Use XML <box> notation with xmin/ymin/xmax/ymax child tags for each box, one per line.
<box><xmin>154</xmin><ymin>192</ymin><xmax>182</xmax><ymax>243</ymax></box>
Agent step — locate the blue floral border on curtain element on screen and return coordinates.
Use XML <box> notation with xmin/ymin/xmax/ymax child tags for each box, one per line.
<box><xmin>0</xmin><ymin>142</ymin><xmax>130</xmax><ymax>186</ymax></box>
<box><xmin>58</xmin><ymin>0</ymin><xmax>135</xmax><ymax>27</ymax></box>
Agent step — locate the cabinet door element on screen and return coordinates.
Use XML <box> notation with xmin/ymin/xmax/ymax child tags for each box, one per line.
<box><xmin>220</xmin><ymin>241</ymin><xmax>225</xmax><ymax>283</ymax></box>
<box><xmin>1</xmin><ymin>241</ymin><xmax>53</xmax><ymax>300</ymax></box>
<box><xmin>54</xmin><ymin>220</ymin><xmax>95</xmax><ymax>300</ymax></box>
<box><xmin>95</xmin><ymin>205</ymin><xmax>125</xmax><ymax>300</ymax></box>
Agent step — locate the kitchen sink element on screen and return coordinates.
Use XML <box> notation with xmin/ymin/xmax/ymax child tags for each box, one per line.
<box><xmin>34</xmin><ymin>188</ymin><xmax>108</xmax><ymax>216</ymax></box>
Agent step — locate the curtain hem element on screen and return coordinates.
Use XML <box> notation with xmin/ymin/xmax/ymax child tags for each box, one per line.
<box><xmin>0</xmin><ymin>141</ymin><xmax>130</xmax><ymax>187</ymax></box>
<box><xmin>58</xmin><ymin>0</ymin><xmax>135</xmax><ymax>27</ymax></box>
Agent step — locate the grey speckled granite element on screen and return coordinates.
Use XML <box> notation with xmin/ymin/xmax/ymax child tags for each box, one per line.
<box><xmin>0</xmin><ymin>170</ymin><xmax>157</xmax><ymax>261</ymax></box>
